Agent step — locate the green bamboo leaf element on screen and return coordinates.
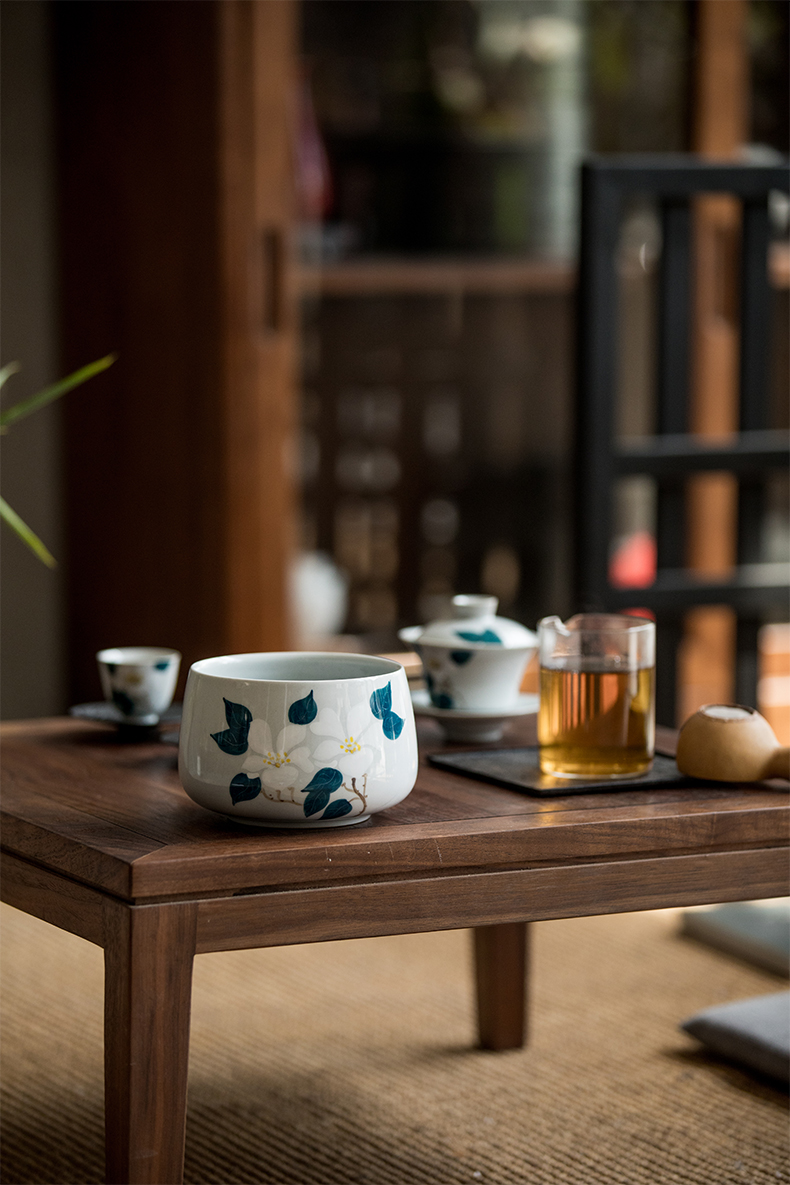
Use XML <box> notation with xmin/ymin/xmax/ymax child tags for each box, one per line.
<box><xmin>0</xmin><ymin>353</ymin><xmax>116</xmax><ymax>431</ymax></box>
<box><xmin>0</xmin><ymin>496</ymin><xmax>56</xmax><ymax>568</ymax></box>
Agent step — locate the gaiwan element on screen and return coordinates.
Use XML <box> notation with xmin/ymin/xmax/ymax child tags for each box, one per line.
<box><xmin>399</xmin><ymin>595</ymin><xmax>537</xmax><ymax>712</ymax></box>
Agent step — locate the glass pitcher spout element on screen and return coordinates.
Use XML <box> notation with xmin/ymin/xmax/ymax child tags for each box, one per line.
<box><xmin>538</xmin><ymin>614</ymin><xmax>570</xmax><ymax>636</ymax></box>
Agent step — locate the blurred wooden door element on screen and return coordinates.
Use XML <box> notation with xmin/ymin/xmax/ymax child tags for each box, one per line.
<box><xmin>55</xmin><ymin>0</ymin><xmax>299</xmax><ymax>702</ymax></box>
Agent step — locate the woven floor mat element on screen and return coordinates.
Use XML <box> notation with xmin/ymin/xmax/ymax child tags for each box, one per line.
<box><xmin>1</xmin><ymin>903</ymin><xmax>787</xmax><ymax>1185</ymax></box>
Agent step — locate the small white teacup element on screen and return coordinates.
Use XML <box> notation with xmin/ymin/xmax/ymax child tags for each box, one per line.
<box><xmin>97</xmin><ymin>646</ymin><xmax>181</xmax><ymax>724</ymax></box>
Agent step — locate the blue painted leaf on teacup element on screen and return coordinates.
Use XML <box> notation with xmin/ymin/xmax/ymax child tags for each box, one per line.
<box><xmin>450</xmin><ymin>649</ymin><xmax>474</xmax><ymax>665</ymax></box>
<box><xmin>303</xmin><ymin>766</ymin><xmax>344</xmax><ymax>817</ymax></box>
<box><xmin>154</xmin><ymin>659</ymin><xmax>172</xmax><ymax>671</ymax></box>
<box><xmin>288</xmin><ymin>690</ymin><xmax>317</xmax><ymax>725</ymax></box>
<box><xmin>211</xmin><ymin>698</ymin><xmax>252</xmax><ymax>755</ymax></box>
<box><xmin>455</xmin><ymin>629</ymin><xmax>502</xmax><ymax>645</ymax></box>
<box><xmin>370</xmin><ymin>682</ymin><xmax>393</xmax><ymax>720</ymax></box>
<box><xmin>322</xmin><ymin>798</ymin><xmax>353</xmax><ymax>820</ymax></box>
<box><xmin>112</xmin><ymin>688</ymin><xmax>135</xmax><ymax>716</ymax></box>
<box><xmin>382</xmin><ymin>710</ymin><xmax>404</xmax><ymax>740</ymax></box>
<box><xmin>229</xmin><ymin>773</ymin><xmax>261</xmax><ymax>805</ymax></box>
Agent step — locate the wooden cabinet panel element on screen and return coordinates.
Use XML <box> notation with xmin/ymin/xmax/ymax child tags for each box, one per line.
<box><xmin>54</xmin><ymin>0</ymin><xmax>298</xmax><ymax>703</ymax></box>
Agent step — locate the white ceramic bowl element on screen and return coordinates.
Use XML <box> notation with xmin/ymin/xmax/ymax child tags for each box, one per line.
<box><xmin>178</xmin><ymin>652</ymin><xmax>418</xmax><ymax>828</ymax></box>
<box><xmin>399</xmin><ymin>595</ymin><xmax>537</xmax><ymax>712</ymax></box>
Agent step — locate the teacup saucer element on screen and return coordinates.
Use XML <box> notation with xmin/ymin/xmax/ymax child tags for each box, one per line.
<box><xmin>69</xmin><ymin>701</ymin><xmax>182</xmax><ymax>734</ymax></box>
<box><xmin>410</xmin><ymin>689</ymin><xmax>538</xmax><ymax>743</ymax></box>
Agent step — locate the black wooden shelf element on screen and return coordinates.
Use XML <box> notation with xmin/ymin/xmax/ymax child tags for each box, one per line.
<box><xmin>615</xmin><ymin>430</ymin><xmax>790</xmax><ymax>478</ymax></box>
<box><xmin>608</xmin><ymin>564</ymin><xmax>790</xmax><ymax>612</ymax></box>
<box><xmin>574</xmin><ymin>155</ymin><xmax>790</xmax><ymax>722</ymax></box>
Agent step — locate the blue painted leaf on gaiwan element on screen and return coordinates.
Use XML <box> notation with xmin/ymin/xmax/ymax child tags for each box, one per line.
<box><xmin>455</xmin><ymin>629</ymin><xmax>502</xmax><ymax>645</ymax></box>
<box><xmin>211</xmin><ymin>698</ymin><xmax>252</xmax><ymax>755</ymax></box>
<box><xmin>303</xmin><ymin>767</ymin><xmax>344</xmax><ymax>817</ymax></box>
<box><xmin>450</xmin><ymin>649</ymin><xmax>473</xmax><ymax>665</ymax></box>
<box><xmin>154</xmin><ymin>659</ymin><xmax>171</xmax><ymax>671</ymax></box>
<box><xmin>322</xmin><ymin>798</ymin><xmax>353</xmax><ymax>820</ymax></box>
<box><xmin>432</xmin><ymin>692</ymin><xmax>454</xmax><ymax>709</ymax></box>
<box><xmin>288</xmin><ymin>690</ymin><xmax>317</xmax><ymax>725</ymax></box>
<box><xmin>370</xmin><ymin>682</ymin><xmax>393</xmax><ymax>720</ymax></box>
<box><xmin>230</xmin><ymin>773</ymin><xmax>261</xmax><ymax>805</ymax></box>
<box><xmin>382</xmin><ymin>710</ymin><xmax>404</xmax><ymax>740</ymax></box>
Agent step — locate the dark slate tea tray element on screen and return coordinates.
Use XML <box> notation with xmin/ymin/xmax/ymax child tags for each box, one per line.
<box><xmin>428</xmin><ymin>747</ymin><xmax>695</xmax><ymax>797</ymax></box>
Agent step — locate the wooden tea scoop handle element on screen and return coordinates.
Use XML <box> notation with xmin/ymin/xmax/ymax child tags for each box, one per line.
<box><xmin>763</xmin><ymin>745</ymin><xmax>790</xmax><ymax>780</ymax></box>
<box><xmin>676</xmin><ymin>704</ymin><xmax>790</xmax><ymax>783</ymax></box>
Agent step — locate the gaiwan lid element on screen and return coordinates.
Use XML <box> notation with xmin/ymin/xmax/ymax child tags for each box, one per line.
<box><xmin>403</xmin><ymin>595</ymin><xmax>537</xmax><ymax>650</ymax></box>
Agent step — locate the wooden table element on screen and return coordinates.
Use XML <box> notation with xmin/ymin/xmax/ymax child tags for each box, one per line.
<box><xmin>2</xmin><ymin>715</ymin><xmax>788</xmax><ymax>1184</ymax></box>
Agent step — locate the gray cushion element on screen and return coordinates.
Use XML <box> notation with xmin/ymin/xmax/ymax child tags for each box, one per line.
<box><xmin>681</xmin><ymin>900</ymin><xmax>790</xmax><ymax>976</ymax></box>
<box><xmin>681</xmin><ymin>991</ymin><xmax>790</xmax><ymax>1084</ymax></box>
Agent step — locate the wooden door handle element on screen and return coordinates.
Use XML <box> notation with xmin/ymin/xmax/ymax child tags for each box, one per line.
<box><xmin>261</xmin><ymin>227</ymin><xmax>284</xmax><ymax>333</ymax></box>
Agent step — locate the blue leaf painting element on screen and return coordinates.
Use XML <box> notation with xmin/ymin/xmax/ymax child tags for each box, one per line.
<box><xmin>432</xmin><ymin>692</ymin><xmax>454</xmax><ymax>709</ymax></box>
<box><xmin>322</xmin><ymin>799</ymin><xmax>353</xmax><ymax>820</ymax></box>
<box><xmin>370</xmin><ymin>682</ymin><xmax>393</xmax><ymax>720</ymax></box>
<box><xmin>229</xmin><ymin>773</ymin><xmax>261</xmax><ymax>805</ymax></box>
<box><xmin>450</xmin><ymin>649</ymin><xmax>474</xmax><ymax>665</ymax></box>
<box><xmin>455</xmin><ymin>629</ymin><xmax>502</xmax><ymax>645</ymax></box>
<box><xmin>154</xmin><ymin>659</ymin><xmax>171</xmax><ymax>671</ymax></box>
<box><xmin>211</xmin><ymin>698</ymin><xmax>252</xmax><ymax>755</ymax></box>
<box><xmin>303</xmin><ymin>767</ymin><xmax>344</xmax><ymax>817</ymax></box>
<box><xmin>304</xmin><ymin>787</ymin><xmax>331</xmax><ymax>816</ymax></box>
<box><xmin>304</xmin><ymin>767</ymin><xmax>344</xmax><ymax>793</ymax></box>
<box><xmin>369</xmin><ymin>681</ymin><xmax>403</xmax><ymax>740</ymax></box>
<box><xmin>112</xmin><ymin>689</ymin><xmax>135</xmax><ymax>715</ymax></box>
<box><xmin>382</xmin><ymin>710</ymin><xmax>404</xmax><ymax>740</ymax></box>
<box><xmin>288</xmin><ymin>690</ymin><xmax>317</xmax><ymax>725</ymax></box>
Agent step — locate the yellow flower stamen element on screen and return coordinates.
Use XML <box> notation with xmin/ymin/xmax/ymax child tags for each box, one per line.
<box><xmin>263</xmin><ymin>749</ymin><xmax>291</xmax><ymax>769</ymax></box>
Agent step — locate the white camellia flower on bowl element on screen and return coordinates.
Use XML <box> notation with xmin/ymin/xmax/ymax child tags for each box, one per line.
<box><xmin>309</xmin><ymin>703</ymin><xmax>376</xmax><ymax>781</ymax></box>
<box><xmin>241</xmin><ymin>720</ymin><xmax>314</xmax><ymax>796</ymax></box>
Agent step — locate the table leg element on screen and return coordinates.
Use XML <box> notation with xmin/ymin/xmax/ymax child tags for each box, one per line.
<box><xmin>473</xmin><ymin>922</ymin><xmax>530</xmax><ymax>1051</ymax></box>
<box><xmin>103</xmin><ymin>900</ymin><xmax>198</xmax><ymax>1185</ymax></box>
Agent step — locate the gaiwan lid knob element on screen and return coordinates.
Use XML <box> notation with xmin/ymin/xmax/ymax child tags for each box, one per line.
<box><xmin>414</xmin><ymin>595</ymin><xmax>537</xmax><ymax>650</ymax></box>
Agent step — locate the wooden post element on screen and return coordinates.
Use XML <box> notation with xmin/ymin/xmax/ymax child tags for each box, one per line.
<box><xmin>677</xmin><ymin>0</ymin><xmax>749</xmax><ymax>722</ymax></box>
<box><xmin>218</xmin><ymin>0</ymin><xmax>299</xmax><ymax>654</ymax></box>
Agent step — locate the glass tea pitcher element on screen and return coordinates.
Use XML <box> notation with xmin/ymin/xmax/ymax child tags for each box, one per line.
<box><xmin>537</xmin><ymin>614</ymin><xmax>655</xmax><ymax>779</ymax></box>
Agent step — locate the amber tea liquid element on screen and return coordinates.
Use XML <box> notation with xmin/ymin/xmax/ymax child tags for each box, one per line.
<box><xmin>538</xmin><ymin>662</ymin><xmax>654</xmax><ymax>778</ymax></box>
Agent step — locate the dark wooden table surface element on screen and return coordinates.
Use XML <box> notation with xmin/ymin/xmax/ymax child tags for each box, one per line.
<box><xmin>2</xmin><ymin>714</ymin><xmax>788</xmax><ymax>1184</ymax></box>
